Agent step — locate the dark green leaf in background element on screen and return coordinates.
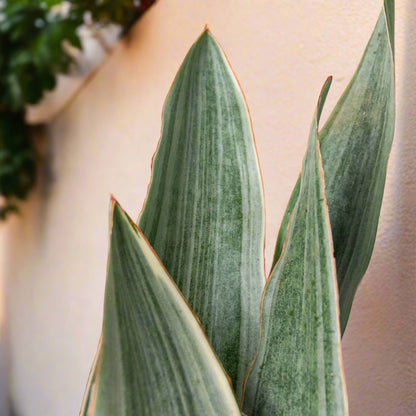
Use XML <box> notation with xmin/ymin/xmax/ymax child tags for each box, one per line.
<box><xmin>0</xmin><ymin>112</ymin><xmax>35</xmax><ymax>200</ymax></box>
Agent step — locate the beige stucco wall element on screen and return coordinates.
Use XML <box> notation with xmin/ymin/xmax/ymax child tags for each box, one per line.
<box><xmin>1</xmin><ymin>0</ymin><xmax>415</xmax><ymax>415</ymax></box>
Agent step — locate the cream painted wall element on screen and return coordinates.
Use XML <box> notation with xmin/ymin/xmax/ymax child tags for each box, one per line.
<box><xmin>1</xmin><ymin>0</ymin><xmax>415</xmax><ymax>415</ymax></box>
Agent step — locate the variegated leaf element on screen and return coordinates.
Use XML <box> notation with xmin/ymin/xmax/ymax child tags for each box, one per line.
<box><xmin>138</xmin><ymin>29</ymin><xmax>265</xmax><ymax>397</ymax></box>
<box><xmin>80</xmin><ymin>199</ymin><xmax>241</xmax><ymax>416</ymax></box>
<box><xmin>272</xmin><ymin>1</ymin><xmax>395</xmax><ymax>334</ymax></box>
<box><xmin>242</xmin><ymin>78</ymin><xmax>348</xmax><ymax>416</ymax></box>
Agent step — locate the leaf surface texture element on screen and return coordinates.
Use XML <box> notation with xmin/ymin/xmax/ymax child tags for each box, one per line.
<box><xmin>138</xmin><ymin>29</ymin><xmax>265</xmax><ymax>395</ymax></box>
<box><xmin>80</xmin><ymin>200</ymin><xmax>241</xmax><ymax>416</ymax></box>
<box><xmin>272</xmin><ymin>2</ymin><xmax>395</xmax><ymax>333</ymax></box>
<box><xmin>243</xmin><ymin>79</ymin><xmax>348</xmax><ymax>416</ymax></box>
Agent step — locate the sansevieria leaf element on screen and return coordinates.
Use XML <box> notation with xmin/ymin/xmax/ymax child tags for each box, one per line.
<box><xmin>272</xmin><ymin>0</ymin><xmax>395</xmax><ymax>334</ymax></box>
<box><xmin>242</xmin><ymin>78</ymin><xmax>348</xmax><ymax>416</ymax></box>
<box><xmin>80</xmin><ymin>199</ymin><xmax>241</xmax><ymax>416</ymax></box>
<box><xmin>138</xmin><ymin>29</ymin><xmax>265</xmax><ymax>396</ymax></box>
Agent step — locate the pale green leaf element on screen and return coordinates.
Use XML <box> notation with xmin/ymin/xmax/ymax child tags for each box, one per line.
<box><xmin>272</xmin><ymin>1</ymin><xmax>395</xmax><ymax>334</ymax></box>
<box><xmin>242</xmin><ymin>78</ymin><xmax>348</xmax><ymax>416</ymax></box>
<box><xmin>138</xmin><ymin>29</ymin><xmax>265</xmax><ymax>397</ymax></box>
<box><xmin>80</xmin><ymin>199</ymin><xmax>241</xmax><ymax>416</ymax></box>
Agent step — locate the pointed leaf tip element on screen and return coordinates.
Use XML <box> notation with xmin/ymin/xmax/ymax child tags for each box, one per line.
<box><xmin>109</xmin><ymin>194</ymin><xmax>116</xmax><ymax>209</ymax></box>
<box><xmin>81</xmin><ymin>201</ymin><xmax>241</xmax><ymax>415</ymax></box>
<box><xmin>319</xmin><ymin>7</ymin><xmax>395</xmax><ymax>333</ymax></box>
<box><xmin>383</xmin><ymin>0</ymin><xmax>395</xmax><ymax>56</ymax></box>
<box><xmin>242</xmin><ymin>82</ymin><xmax>347</xmax><ymax>416</ymax></box>
<box><xmin>317</xmin><ymin>76</ymin><xmax>332</xmax><ymax>125</ymax></box>
<box><xmin>272</xmin><ymin>7</ymin><xmax>395</xmax><ymax>333</ymax></box>
<box><xmin>195</xmin><ymin>26</ymin><xmax>214</xmax><ymax>45</ymax></box>
<box><xmin>138</xmin><ymin>28</ymin><xmax>265</xmax><ymax>400</ymax></box>
<box><xmin>271</xmin><ymin>78</ymin><xmax>332</xmax><ymax>269</ymax></box>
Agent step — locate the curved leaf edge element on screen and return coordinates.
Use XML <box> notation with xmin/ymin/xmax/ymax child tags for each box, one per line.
<box><xmin>135</xmin><ymin>26</ymin><xmax>267</xmax><ymax>282</ymax></box>
<box><xmin>79</xmin><ymin>195</ymin><xmax>240</xmax><ymax>414</ymax></box>
<box><xmin>271</xmin><ymin>3</ymin><xmax>395</xmax><ymax>277</ymax></box>
<box><xmin>321</xmin><ymin>4</ymin><xmax>395</xmax><ymax>334</ymax></box>
<box><xmin>240</xmin><ymin>77</ymin><xmax>349</xmax><ymax>413</ymax></box>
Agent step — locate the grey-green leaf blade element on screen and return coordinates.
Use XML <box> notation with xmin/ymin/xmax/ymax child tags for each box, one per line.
<box><xmin>320</xmin><ymin>2</ymin><xmax>395</xmax><ymax>333</ymax></box>
<box><xmin>272</xmin><ymin>175</ymin><xmax>300</xmax><ymax>268</ymax></box>
<box><xmin>80</xmin><ymin>199</ymin><xmax>241</xmax><ymax>416</ymax></box>
<box><xmin>272</xmin><ymin>3</ymin><xmax>395</xmax><ymax>334</ymax></box>
<box><xmin>138</xmin><ymin>29</ymin><xmax>265</xmax><ymax>397</ymax></box>
<box><xmin>243</xmin><ymin>78</ymin><xmax>348</xmax><ymax>416</ymax></box>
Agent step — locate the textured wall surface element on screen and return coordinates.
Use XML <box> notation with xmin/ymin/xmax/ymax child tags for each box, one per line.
<box><xmin>1</xmin><ymin>1</ymin><xmax>414</xmax><ymax>415</ymax></box>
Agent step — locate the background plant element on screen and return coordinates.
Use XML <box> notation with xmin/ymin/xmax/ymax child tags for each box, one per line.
<box><xmin>80</xmin><ymin>0</ymin><xmax>394</xmax><ymax>414</ymax></box>
<box><xmin>0</xmin><ymin>0</ymin><xmax>155</xmax><ymax>219</ymax></box>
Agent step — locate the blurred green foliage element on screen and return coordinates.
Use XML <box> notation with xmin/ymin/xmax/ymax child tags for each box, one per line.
<box><xmin>0</xmin><ymin>111</ymin><xmax>35</xmax><ymax>219</ymax></box>
<box><xmin>0</xmin><ymin>0</ymin><xmax>155</xmax><ymax>218</ymax></box>
<box><xmin>0</xmin><ymin>2</ymin><xmax>82</xmax><ymax>111</ymax></box>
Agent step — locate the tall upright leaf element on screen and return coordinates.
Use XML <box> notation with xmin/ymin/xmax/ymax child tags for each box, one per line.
<box><xmin>272</xmin><ymin>1</ymin><xmax>395</xmax><ymax>333</ymax></box>
<box><xmin>242</xmin><ymin>78</ymin><xmax>348</xmax><ymax>416</ymax></box>
<box><xmin>80</xmin><ymin>199</ymin><xmax>241</xmax><ymax>416</ymax></box>
<box><xmin>138</xmin><ymin>29</ymin><xmax>265</xmax><ymax>396</ymax></box>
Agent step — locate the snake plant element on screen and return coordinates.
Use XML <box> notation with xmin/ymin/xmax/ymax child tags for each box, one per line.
<box><xmin>80</xmin><ymin>1</ymin><xmax>395</xmax><ymax>414</ymax></box>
